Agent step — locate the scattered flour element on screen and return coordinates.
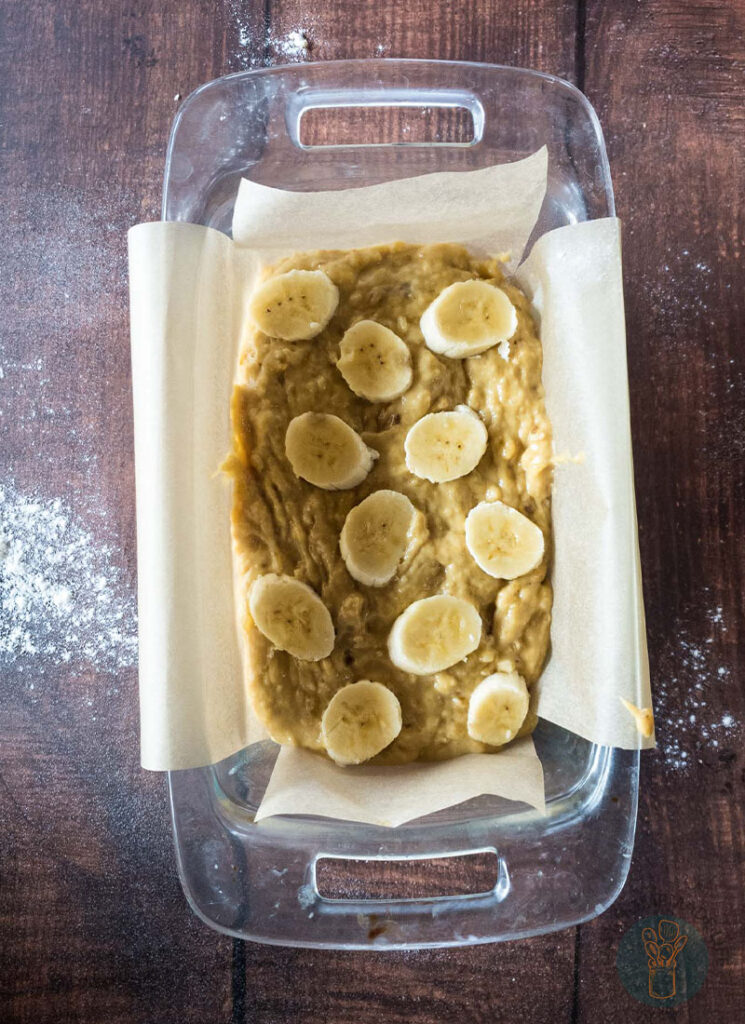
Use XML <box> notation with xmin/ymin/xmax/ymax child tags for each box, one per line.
<box><xmin>0</xmin><ymin>482</ymin><xmax>137</xmax><ymax>675</ymax></box>
<box><xmin>0</xmin><ymin>187</ymin><xmax>142</xmax><ymax>500</ymax></box>
<box><xmin>271</xmin><ymin>29</ymin><xmax>310</xmax><ymax>59</ymax></box>
<box><xmin>2</xmin><ymin>188</ymin><xmax>139</xmax><ymax>686</ymax></box>
<box><xmin>224</xmin><ymin>3</ymin><xmax>391</xmax><ymax>70</ymax></box>
<box><xmin>225</xmin><ymin>1</ymin><xmax>313</xmax><ymax>68</ymax></box>
<box><xmin>297</xmin><ymin>882</ymin><xmax>316</xmax><ymax>909</ymax></box>
<box><xmin>652</xmin><ymin>600</ymin><xmax>739</xmax><ymax>771</ymax></box>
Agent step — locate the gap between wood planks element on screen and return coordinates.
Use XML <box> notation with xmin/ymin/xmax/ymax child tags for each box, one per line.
<box><xmin>232</xmin><ymin>939</ymin><xmax>247</xmax><ymax>1023</ymax></box>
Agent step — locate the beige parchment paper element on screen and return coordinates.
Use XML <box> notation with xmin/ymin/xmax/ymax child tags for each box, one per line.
<box><xmin>128</xmin><ymin>147</ymin><xmax>652</xmax><ymax>825</ymax></box>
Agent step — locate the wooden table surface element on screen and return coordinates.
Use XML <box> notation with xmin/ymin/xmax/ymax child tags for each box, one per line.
<box><xmin>2</xmin><ymin>1</ymin><xmax>744</xmax><ymax>1021</ymax></box>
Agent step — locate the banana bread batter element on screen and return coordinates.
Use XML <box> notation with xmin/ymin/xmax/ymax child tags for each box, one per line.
<box><xmin>228</xmin><ymin>242</ymin><xmax>553</xmax><ymax>764</ymax></box>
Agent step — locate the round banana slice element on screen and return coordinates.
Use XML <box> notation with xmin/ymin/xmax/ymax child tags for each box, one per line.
<box><xmin>465</xmin><ymin>500</ymin><xmax>544</xmax><ymax>579</ymax></box>
<box><xmin>321</xmin><ymin>680</ymin><xmax>402</xmax><ymax>765</ymax></box>
<box><xmin>249</xmin><ymin>574</ymin><xmax>334</xmax><ymax>661</ymax></box>
<box><xmin>420</xmin><ymin>279</ymin><xmax>517</xmax><ymax>359</ymax></box>
<box><xmin>340</xmin><ymin>489</ymin><xmax>418</xmax><ymax>587</ymax></box>
<box><xmin>248</xmin><ymin>269</ymin><xmax>339</xmax><ymax>341</ymax></box>
<box><xmin>285</xmin><ymin>412</ymin><xmax>378</xmax><ymax>490</ymax></box>
<box><xmin>337</xmin><ymin>320</ymin><xmax>413</xmax><ymax>402</ymax></box>
<box><xmin>467</xmin><ymin>671</ymin><xmax>529</xmax><ymax>746</ymax></box>
<box><xmin>388</xmin><ymin>595</ymin><xmax>482</xmax><ymax>675</ymax></box>
<box><xmin>404</xmin><ymin>406</ymin><xmax>488</xmax><ymax>483</ymax></box>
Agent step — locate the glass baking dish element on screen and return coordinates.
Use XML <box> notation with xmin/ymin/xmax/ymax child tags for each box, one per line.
<box><xmin>163</xmin><ymin>58</ymin><xmax>638</xmax><ymax>949</ymax></box>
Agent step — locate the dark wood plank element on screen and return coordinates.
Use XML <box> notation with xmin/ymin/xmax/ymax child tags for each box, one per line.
<box><xmin>242</xmin><ymin>940</ymin><xmax>576</xmax><ymax>1024</ymax></box>
<box><xmin>577</xmin><ymin>0</ymin><xmax>745</xmax><ymax>1019</ymax></box>
<box><xmin>0</xmin><ymin>2</ymin><xmax>241</xmax><ymax>1021</ymax></box>
<box><xmin>263</xmin><ymin>0</ymin><xmax>578</xmax><ymax>80</ymax></box>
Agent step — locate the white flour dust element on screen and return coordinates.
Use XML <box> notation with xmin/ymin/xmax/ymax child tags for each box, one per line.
<box><xmin>225</xmin><ymin>1</ymin><xmax>313</xmax><ymax>67</ymax></box>
<box><xmin>0</xmin><ymin>483</ymin><xmax>137</xmax><ymax>675</ymax></box>
<box><xmin>270</xmin><ymin>29</ymin><xmax>310</xmax><ymax>59</ymax></box>
<box><xmin>0</xmin><ymin>186</ymin><xmax>143</xmax><ymax>488</ymax></box>
<box><xmin>225</xmin><ymin>2</ymin><xmax>392</xmax><ymax>69</ymax></box>
<box><xmin>652</xmin><ymin>600</ymin><xmax>739</xmax><ymax>771</ymax></box>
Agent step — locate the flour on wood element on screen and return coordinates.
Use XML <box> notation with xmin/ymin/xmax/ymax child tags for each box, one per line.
<box><xmin>652</xmin><ymin>599</ymin><xmax>739</xmax><ymax>771</ymax></box>
<box><xmin>225</xmin><ymin>0</ymin><xmax>313</xmax><ymax>67</ymax></box>
<box><xmin>0</xmin><ymin>483</ymin><xmax>137</xmax><ymax>674</ymax></box>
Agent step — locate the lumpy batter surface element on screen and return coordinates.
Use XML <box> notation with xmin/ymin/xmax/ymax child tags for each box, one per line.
<box><xmin>228</xmin><ymin>242</ymin><xmax>553</xmax><ymax>764</ymax></box>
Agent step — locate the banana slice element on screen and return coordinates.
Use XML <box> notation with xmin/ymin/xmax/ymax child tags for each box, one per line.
<box><xmin>388</xmin><ymin>595</ymin><xmax>482</xmax><ymax>675</ymax></box>
<box><xmin>248</xmin><ymin>574</ymin><xmax>334</xmax><ymax>661</ymax></box>
<box><xmin>420</xmin><ymin>279</ymin><xmax>517</xmax><ymax>358</ymax></box>
<box><xmin>405</xmin><ymin>406</ymin><xmax>487</xmax><ymax>483</ymax></box>
<box><xmin>340</xmin><ymin>489</ymin><xmax>419</xmax><ymax>587</ymax></box>
<box><xmin>337</xmin><ymin>320</ymin><xmax>413</xmax><ymax>402</ymax></box>
<box><xmin>321</xmin><ymin>680</ymin><xmax>402</xmax><ymax>765</ymax></box>
<box><xmin>248</xmin><ymin>269</ymin><xmax>339</xmax><ymax>341</ymax></box>
<box><xmin>467</xmin><ymin>671</ymin><xmax>529</xmax><ymax>746</ymax></box>
<box><xmin>465</xmin><ymin>500</ymin><xmax>544</xmax><ymax>579</ymax></box>
<box><xmin>285</xmin><ymin>412</ymin><xmax>378</xmax><ymax>490</ymax></box>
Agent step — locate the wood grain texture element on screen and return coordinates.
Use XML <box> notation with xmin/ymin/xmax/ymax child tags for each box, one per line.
<box><xmin>1</xmin><ymin>0</ymin><xmax>744</xmax><ymax>1021</ymax></box>
<box><xmin>576</xmin><ymin>0</ymin><xmax>745</xmax><ymax>1020</ymax></box>
<box><xmin>240</xmin><ymin>940</ymin><xmax>577</xmax><ymax>1023</ymax></box>
<box><xmin>0</xmin><ymin>2</ymin><xmax>240</xmax><ymax>1022</ymax></box>
<box><xmin>265</xmin><ymin>0</ymin><xmax>578</xmax><ymax>79</ymax></box>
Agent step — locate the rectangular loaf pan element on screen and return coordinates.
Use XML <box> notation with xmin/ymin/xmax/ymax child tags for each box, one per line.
<box><xmin>163</xmin><ymin>58</ymin><xmax>638</xmax><ymax>949</ymax></box>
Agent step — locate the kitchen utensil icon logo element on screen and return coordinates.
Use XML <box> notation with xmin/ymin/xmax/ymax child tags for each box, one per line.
<box><xmin>616</xmin><ymin>915</ymin><xmax>708</xmax><ymax>1008</ymax></box>
<box><xmin>642</xmin><ymin>919</ymin><xmax>687</xmax><ymax>999</ymax></box>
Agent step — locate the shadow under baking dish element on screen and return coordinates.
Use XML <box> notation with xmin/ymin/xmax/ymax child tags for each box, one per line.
<box><xmin>163</xmin><ymin>59</ymin><xmax>637</xmax><ymax>948</ymax></box>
